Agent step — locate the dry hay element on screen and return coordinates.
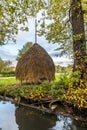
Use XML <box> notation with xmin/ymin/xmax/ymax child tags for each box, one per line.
<box><xmin>16</xmin><ymin>43</ymin><xmax>55</xmax><ymax>84</ymax></box>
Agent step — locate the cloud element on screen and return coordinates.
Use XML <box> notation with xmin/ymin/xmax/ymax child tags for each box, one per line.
<box><xmin>0</xmin><ymin>18</ymin><xmax>72</xmax><ymax>67</ymax></box>
<box><xmin>0</xmin><ymin>38</ymin><xmax>72</xmax><ymax>67</ymax></box>
<box><xmin>52</xmin><ymin>56</ymin><xmax>73</xmax><ymax>66</ymax></box>
<box><xmin>0</xmin><ymin>46</ymin><xmax>17</xmax><ymax>66</ymax></box>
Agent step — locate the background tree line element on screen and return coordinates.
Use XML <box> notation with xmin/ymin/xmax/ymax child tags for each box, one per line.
<box><xmin>0</xmin><ymin>58</ymin><xmax>15</xmax><ymax>76</ymax></box>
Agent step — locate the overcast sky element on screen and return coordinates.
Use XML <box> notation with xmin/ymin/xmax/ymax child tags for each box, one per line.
<box><xmin>0</xmin><ymin>18</ymin><xmax>72</xmax><ymax>66</ymax></box>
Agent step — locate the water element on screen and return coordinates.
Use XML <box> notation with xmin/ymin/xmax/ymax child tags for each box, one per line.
<box><xmin>0</xmin><ymin>100</ymin><xmax>87</xmax><ymax>130</ymax></box>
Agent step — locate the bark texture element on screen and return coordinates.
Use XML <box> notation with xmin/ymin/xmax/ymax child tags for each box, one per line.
<box><xmin>71</xmin><ymin>0</ymin><xmax>87</xmax><ymax>85</ymax></box>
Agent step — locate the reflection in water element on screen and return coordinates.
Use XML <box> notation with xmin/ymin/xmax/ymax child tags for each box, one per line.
<box><xmin>71</xmin><ymin>120</ymin><xmax>87</xmax><ymax>130</ymax></box>
<box><xmin>0</xmin><ymin>100</ymin><xmax>87</xmax><ymax>130</ymax></box>
<box><xmin>15</xmin><ymin>106</ymin><xmax>56</xmax><ymax>130</ymax></box>
<box><xmin>51</xmin><ymin>115</ymin><xmax>72</xmax><ymax>130</ymax></box>
<box><xmin>51</xmin><ymin>115</ymin><xmax>87</xmax><ymax>130</ymax></box>
<box><xmin>0</xmin><ymin>100</ymin><xmax>18</xmax><ymax>130</ymax></box>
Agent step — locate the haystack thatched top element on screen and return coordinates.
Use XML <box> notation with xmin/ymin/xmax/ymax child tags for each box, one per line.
<box><xmin>16</xmin><ymin>43</ymin><xmax>55</xmax><ymax>84</ymax></box>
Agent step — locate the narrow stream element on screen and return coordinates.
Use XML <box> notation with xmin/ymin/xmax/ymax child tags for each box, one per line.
<box><xmin>0</xmin><ymin>100</ymin><xmax>87</xmax><ymax>130</ymax></box>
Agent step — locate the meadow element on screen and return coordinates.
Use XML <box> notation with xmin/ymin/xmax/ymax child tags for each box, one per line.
<box><xmin>0</xmin><ymin>73</ymin><xmax>61</xmax><ymax>87</ymax></box>
<box><xmin>0</xmin><ymin>73</ymin><xmax>65</xmax><ymax>100</ymax></box>
<box><xmin>0</xmin><ymin>73</ymin><xmax>87</xmax><ymax>109</ymax></box>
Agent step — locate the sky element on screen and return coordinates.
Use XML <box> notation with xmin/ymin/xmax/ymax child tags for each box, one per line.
<box><xmin>0</xmin><ymin>18</ymin><xmax>72</xmax><ymax>67</ymax></box>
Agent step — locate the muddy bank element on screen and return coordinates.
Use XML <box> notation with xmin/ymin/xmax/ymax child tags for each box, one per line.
<box><xmin>0</xmin><ymin>94</ymin><xmax>87</xmax><ymax>123</ymax></box>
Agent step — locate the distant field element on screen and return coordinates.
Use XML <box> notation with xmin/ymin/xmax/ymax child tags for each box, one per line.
<box><xmin>0</xmin><ymin>77</ymin><xmax>19</xmax><ymax>86</ymax></box>
<box><xmin>55</xmin><ymin>73</ymin><xmax>61</xmax><ymax>80</ymax></box>
<box><xmin>0</xmin><ymin>73</ymin><xmax>62</xmax><ymax>86</ymax></box>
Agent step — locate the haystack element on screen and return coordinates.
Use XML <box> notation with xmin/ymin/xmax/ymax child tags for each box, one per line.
<box><xmin>16</xmin><ymin>43</ymin><xmax>55</xmax><ymax>84</ymax></box>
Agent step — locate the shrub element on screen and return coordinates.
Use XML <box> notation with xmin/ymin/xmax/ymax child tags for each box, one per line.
<box><xmin>64</xmin><ymin>87</ymin><xmax>87</xmax><ymax>108</ymax></box>
<box><xmin>1</xmin><ymin>70</ymin><xmax>15</xmax><ymax>77</ymax></box>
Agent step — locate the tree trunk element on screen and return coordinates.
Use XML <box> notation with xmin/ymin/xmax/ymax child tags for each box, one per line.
<box><xmin>71</xmin><ymin>0</ymin><xmax>87</xmax><ymax>87</ymax></box>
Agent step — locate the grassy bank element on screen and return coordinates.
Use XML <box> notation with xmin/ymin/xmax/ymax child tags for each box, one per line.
<box><xmin>0</xmin><ymin>74</ymin><xmax>65</xmax><ymax>100</ymax></box>
<box><xmin>0</xmin><ymin>77</ymin><xmax>19</xmax><ymax>85</ymax></box>
<box><xmin>0</xmin><ymin>73</ymin><xmax>87</xmax><ymax>109</ymax></box>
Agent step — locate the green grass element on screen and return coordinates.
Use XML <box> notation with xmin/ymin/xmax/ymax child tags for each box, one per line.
<box><xmin>0</xmin><ymin>74</ymin><xmax>87</xmax><ymax>108</ymax></box>
<box><xmin>0</xmin><ymin>77</ymin><xmax>19</xmax><ymax>86</ymax></box>
<box><xmin>0</xmin><ymin>74</ymin><xmax>65</xmax><ymax>100</ymax></box>
<box><xmin>0</xmin><ymin>73</ymin><xmax>61</xmax><ymax>86</ymax></box>
<box><xmin>0</xmin><ymin>77</ymin><xmax>19</xmax><ymax>95</ymax></box>
<box><xmin>55</xmin><ymin>73</ymin><xmax>61</xmax><ymax>81</ymax></box>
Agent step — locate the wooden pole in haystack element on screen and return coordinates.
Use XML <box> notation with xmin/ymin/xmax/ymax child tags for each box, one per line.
<box><xmin>35</xmin><ymin>16</ymin><xmax>37</xmax><ymax>43</ymax></box>
<box><xmin>35</xmin><ymin>2</ymin><xmax>37</xmax><ymax>43</ymax></box>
